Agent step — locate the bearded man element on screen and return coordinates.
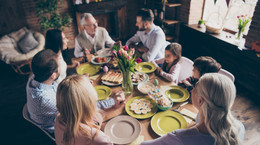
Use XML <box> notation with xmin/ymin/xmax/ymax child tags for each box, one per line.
<box><xmin>126</xmin><ymin>8</ymin><xmax>170</xmax><ymax>62</ymax></box>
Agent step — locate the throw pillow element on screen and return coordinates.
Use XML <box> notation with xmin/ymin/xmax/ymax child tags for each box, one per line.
<box><xmin>18</xmin><ymin>32</ymin><xmax>39</xmax><ymax>54</ymax></box>
<box><xmin>8</xmin><ymin>27</ymin><xmax>29</xmax><ymax>42</ymax></box>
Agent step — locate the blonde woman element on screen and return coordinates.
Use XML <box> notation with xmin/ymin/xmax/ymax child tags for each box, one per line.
<box><xmin>55</xmin><ymin>75</ymin><xmax>113</xmax><ymax>145</ymax></box>
<box><xmin>142</xmin><ymin>73</ymin><xmax>245</xmax><ymax>145</ymax></box>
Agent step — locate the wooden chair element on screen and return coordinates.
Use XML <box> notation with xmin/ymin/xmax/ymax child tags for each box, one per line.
<box><xmin>22</xmin><ymin>104</ymin><xmax>55</xmax><ymax>141</ymax></box>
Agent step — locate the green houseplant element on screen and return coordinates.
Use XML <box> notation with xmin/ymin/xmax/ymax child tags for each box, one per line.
<box><xmin>36</xmin><ymin>0</ymin><xmax>72</xmax><ymax>31</ymax></box>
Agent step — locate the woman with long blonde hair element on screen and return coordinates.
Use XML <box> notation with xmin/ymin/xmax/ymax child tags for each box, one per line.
<box><xmin>142</xmin><ymin>73</ymin><xmax>244</xmax><ymax>145</ymax></box>
<box><xmin>55</xmin><ymin>74</ymin><xmax>113</xmax><ymax>145</ymax></box>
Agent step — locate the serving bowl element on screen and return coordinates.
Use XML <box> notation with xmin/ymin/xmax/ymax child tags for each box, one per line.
<box><xmin>156</xmin><ymin>97</ymin><xmax>173</xmax><ymax>111</ymax></box>
<box><xmin>137</xmin><ymin>82</ymin><xmax>155</xmax><ymax>94</ymax></box>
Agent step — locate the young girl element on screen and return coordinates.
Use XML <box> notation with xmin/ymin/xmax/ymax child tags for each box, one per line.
<box><xmin>55</xmin><ymin>75</ymin><xmax>113</xmax><ymax>145</ymax></box>
<box><xmin>152</xmin><ymin>43</ymin><xmax>182</xmax><ymax>83</ymax></box>
<box><xmin>178</xmin><ymin>56</ymin><xmax>222</xmax><ymax>93</ymax></box>
<box><xmin>45</xmin><ymin>29</ymin><xmax>79</xmax><ymax>84</ymax></box>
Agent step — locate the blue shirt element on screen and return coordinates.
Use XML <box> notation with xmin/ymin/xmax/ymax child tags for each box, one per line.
<box><xmin>26</xmin><ymin>75</ymin><xmax>115</xmax><ymax>133</ymax></box>
<box><xmin>26</xmin><ymin>75</ymin><xmax>58</xmax><ymax>133</ymax></box>
<box><xmin>126</xmin><ymin>25</ymin><xmax>170</xmax><ymax>62</ymax></box>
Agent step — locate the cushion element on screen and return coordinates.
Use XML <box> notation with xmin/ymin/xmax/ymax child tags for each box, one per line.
<box><xmin>8</xmin><ymin>27</ymin><xmax>28</xmax><ymax>42</ymax></box>
<box><xmin>18</xmin><ymin>32</ymin><xmax>39</xmax><ymax>54</ymax></box>
<box><xmin>0</xmin><ymin>35</ymin><xmax>19</xmax><ymax>64</ymax></box>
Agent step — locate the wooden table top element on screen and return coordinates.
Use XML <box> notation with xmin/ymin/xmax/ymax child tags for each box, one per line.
<box><xmin>71</xmin><ymin>61</ymin><xmax>198</xmax><ymax>143</ymax></box>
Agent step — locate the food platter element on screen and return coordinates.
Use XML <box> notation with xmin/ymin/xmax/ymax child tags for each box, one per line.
<box><xmin>91</xmin><ymin>56</ymin><xmax>111</xmax><ymax>65</ymax></box>
<box><xmin>125</xmin><ymin>96</ymin><xmax>157</xmax><ymax>119</ymax></box>
<box><xmin>131</xmin><ymin>72</ymin><xmax>149</xmax><ymax>85</ymax></box>
<box><xmin>101</xmin><ymin>71</ymin><xmax>122</xmax><ymax>86</ymax></box>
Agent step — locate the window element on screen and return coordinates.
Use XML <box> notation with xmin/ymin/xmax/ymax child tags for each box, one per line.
<box><xmin>202</xmin><ymin>0</ymin><xmax>258</xmax><ymax>35</ymax></box>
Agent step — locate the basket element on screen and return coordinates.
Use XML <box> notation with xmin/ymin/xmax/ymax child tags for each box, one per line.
<box><xmin>205</xmin><ymin>12</ymin><xmax>223</xmax><ymax>34</ymax></box>
<box><xmin>205</xmin><ymin>24</ymin><xmax>222</xmax><ymax>34</ymax></box>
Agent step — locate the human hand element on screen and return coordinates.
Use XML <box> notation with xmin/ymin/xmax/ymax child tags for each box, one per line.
<box><xmin>156</xmin><ymin>67</ymin><xmax>162</xmax><ymax>74</ymax></box>
<box><xmin>114</xmin><ymin>41</ymin><xmax>122</xmax><ymax>46</ymax></box>
<box><xmin>86</xmin><ymin>54</ymin><xmax>94</xmax><ymax>62</ymax></box>
<box><xmin>113</xmin><ymin>91</ymin><xmax>126</xmax><ymax>108</ymax></box>
<box><xmin>72</xmin><ymin>60</ymin><xmax>80</xmax><ymax>68</ymax></box>
<box><xmin>83</xmin><ymin>48</ymin><xmax>90</xmax><ymax>55</ymax></box>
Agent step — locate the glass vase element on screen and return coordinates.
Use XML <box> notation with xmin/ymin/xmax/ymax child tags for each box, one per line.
<box><xmin>235</xmin><ymin>30</ymin><xmax>243</xmax><ymax>44</ymax></box>
<box><xmin>121</xmin><ymin>69</ymin><xmax>133</xmax><ymax>95</ymax></box>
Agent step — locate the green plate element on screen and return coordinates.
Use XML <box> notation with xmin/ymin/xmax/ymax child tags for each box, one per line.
<box><xmin>151</xmin><ymin>111</ymin><xmax>188</xmax><ymax>136</ymax></box>
<box><xmin>94</xmin><ymin>85</ymin><xmax>112</xmax><ymax>101</ymax></box>
<box><xmin>135</xmin><ymin>62</ymin><xmax>157</xmax><ymax>73</ymax></box>
<box><xmin>125</xmin><ymin>96</ymin><xmax>158</xmax><ymax>119</ymax></box>
<box><xmin>76</xmin><ymin>63</ymin><xmax>100</xmax><ymax>76</ymax></box>
<box><xmin>165</xmin><ymin>86</ymin><xmax>190</xmax><ymax>102</ymax></box>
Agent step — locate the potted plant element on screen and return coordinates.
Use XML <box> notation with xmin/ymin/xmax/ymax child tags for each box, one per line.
<box><xmin>198</xmin><ymin>19</ymin><xmax>205</xmax><ymax>28</ymax></box>
<box><xmin>36</xmin><ymin>0</ymin><xmax>72</xmax><ymax>31</ymax></box>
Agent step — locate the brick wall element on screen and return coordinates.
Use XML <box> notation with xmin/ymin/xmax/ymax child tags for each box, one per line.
<box><xmin>245</xmin><ymin>1</ymin><xmax>260</xmax><ymax>48</ymax></box>
<box><xmin>180</xmin><ymin>0</ymin><xmax>204</xmax><ymax>25</ymax></box>
<box><xmin>20</xmin><ymin>0</ymin><xmax>78</xmax><ymax>49</ymax></box>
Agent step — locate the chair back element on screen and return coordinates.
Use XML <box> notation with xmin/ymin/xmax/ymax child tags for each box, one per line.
<box><xmin>178</xmin><ymin>57</ymin><xmax>194</xmax><ymax>83</ymax></box>
<box><xmin>219</xmin><ymin>68</ymin><xmax>235</xmax><ymax>82</ymax></box>
<box><xmin>22</xmin><ymin>104</ymin><xmax>55</xmax><ymax>141</ymax></box>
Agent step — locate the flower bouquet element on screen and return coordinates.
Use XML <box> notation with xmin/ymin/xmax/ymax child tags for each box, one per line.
<box><xmin>112</xmin><ymin>44</ymin><xmax>142</xmax><ymax>95</ymax></box>
<box><xmin>236</xmin><ymin>15</ymin><xmax>251</xmax><ymax>40</ymax></box>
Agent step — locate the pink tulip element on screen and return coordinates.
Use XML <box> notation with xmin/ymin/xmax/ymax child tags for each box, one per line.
<box><xmin>127</xmin><ymin>56</ymin><xmax>131</xmax><ymax>61</ymax></box>
<box><xmin>136</xmin><ymin>58</ymin><xmax>142</xmax><ymax>63</ymax></box>
<box><xmin>241</xmin><ymin>15</ymin><xmax>244</xmax><ymax>17</ymax></box>
<box><xmin>124</xmin><ymin>45</ymin><xmax>129</xmax><ymax>51</ymax></box>
<box><xmin>237</xmin><ymin>16</ymin><xmax>240</xmax><ymax>19</ymax></box>
<box><xmin>111</xmin><ymin>50</ymin><xmax>116</xmax><ymax>55</ymax></box>
<box><xmin>117</xmin><ymin>50</ymin><xmax>122</xmax><ymax>56</ymax></box>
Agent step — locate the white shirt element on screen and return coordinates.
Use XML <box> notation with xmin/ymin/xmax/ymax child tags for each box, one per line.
<box><xmin>126</xmin><ymin>25</ymin><xmax>170</xmax><ymax>62</ymax></box>
<box><xmin>74</xmin><ymin>30</ymin><xmax>115</xmax><ymax>57</ymax></box>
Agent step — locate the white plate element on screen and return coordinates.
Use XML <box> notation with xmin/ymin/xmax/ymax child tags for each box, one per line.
<box><xmin>102</xmin><ymin>80</ymin><xmax>122</xmax><ymax>86</ymax></box>
<box><xmin>104</xmin><ymin>115</ymin><xmax>141</xmax><ymax>144</ymax></box>
<box><xmin>91</xmin><ymin>56</ymin><xmax>111</xmax><ymax>65</ymax></box>
<box><xmin>131</xmin><ymin>72</ymin><xmax>149</xmax><ymax>85</ymax></box>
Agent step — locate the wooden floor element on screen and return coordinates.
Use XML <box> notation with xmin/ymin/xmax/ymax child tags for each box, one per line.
<box><xmin>0</xmin><ymin>54</ymin><xmax>259</xmax><ymax>145</ymax></box>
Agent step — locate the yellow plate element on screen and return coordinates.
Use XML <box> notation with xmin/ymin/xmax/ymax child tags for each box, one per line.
<box><xmin>125</xmin><ymin>96</ymin><xmax>158</xmax><ymax>119</ymax></box>
<box><xmin>135</xmin><ymin>62</ymin><xmax>157</xmax><ymax>73</ymax></box>
<box><xmin>94</xmin><ymin>85</ymin><xmax>112</xmax><ymax>100</ymax></box>
<box><xmin>165</xmin><ymin>86</ymin><xmax>190</xmax><ymax>102</ymax></box>
<box><xmin>151</xmin><ymin>111</ymin><xmax>188</xmax><ymax>136</ymax></box>
<box><xmin>76</xmin><ymin>63</ymin><xmax>100</xmax><ymax>76</ymax></box>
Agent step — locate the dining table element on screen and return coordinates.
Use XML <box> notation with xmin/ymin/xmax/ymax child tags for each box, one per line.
<box><xmin>72</xmin><ymin>57</ymin><xmax>199</xmax><ymax>144</ymax></box>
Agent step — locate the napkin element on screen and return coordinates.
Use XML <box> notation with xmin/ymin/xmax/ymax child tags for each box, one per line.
<box><xmin>127</xmin><ymin>135</ymin><xmax>144</xmax><ymax>145</ymax></box>
<box><xmin>180</xmin><ymin>108</ymin><xmax>197</xmax><ymax>124</ymax></box>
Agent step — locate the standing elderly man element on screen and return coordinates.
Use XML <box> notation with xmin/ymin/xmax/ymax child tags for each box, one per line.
<box><xmin>126</xmin><ymin>8</ymin><xmax>170</xmax><ymax>62</ymax></box>
<box><xmin>74</xmin><ymin>13</ymin><xmax>115</xmax><ymax>58</ymax></box>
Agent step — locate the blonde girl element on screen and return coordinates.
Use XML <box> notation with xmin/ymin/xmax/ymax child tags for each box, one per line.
<box><xmin>55</xmin><ymin>74</ymin><xmax>112</xmax><ymax>145</ymax></box>
<box><xmin>152</xmin><ymin>43</ymin><xmax>182</xmax><ymax>83</ymax></box>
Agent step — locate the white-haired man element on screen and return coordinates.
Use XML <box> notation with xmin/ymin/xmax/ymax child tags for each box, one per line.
<box><xmin>74</xmin><ymin>13</ymin><xmax>115</xmax><ymax>58</ymax></box>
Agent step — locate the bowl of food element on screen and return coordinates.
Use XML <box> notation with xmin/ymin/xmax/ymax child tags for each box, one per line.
<box><xmin>156</xmin><ymin>96</ymin><xmax>173</xmax><ymax>111</ymax></box>
<box><xmin>137</xmin><ymin>82</ymin><xmax>155</xmax><ymax>94</ymax></box>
